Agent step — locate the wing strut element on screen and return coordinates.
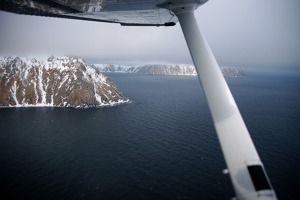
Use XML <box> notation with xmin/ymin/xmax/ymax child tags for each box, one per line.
<box><xmin>169</xmin><ymin>4</ymin><xmax>277</xmax><ymax>200</ymax></box>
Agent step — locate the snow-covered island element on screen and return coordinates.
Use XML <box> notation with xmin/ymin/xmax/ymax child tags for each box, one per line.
<box><xmin>0</xmin><ymin>56</ymin><xmax>129</xmax><ymax>108</ymax></box>
<box><xmin>92</xmin><ymin>64</ymin><xmax>245</xmax><ymax>77</ymax></box>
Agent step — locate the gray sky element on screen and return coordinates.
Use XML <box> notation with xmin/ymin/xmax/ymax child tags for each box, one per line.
<box><xmin>0</xmin><ymin>0</ymin><xmax>299</xmax><ymax>68</ymax></box>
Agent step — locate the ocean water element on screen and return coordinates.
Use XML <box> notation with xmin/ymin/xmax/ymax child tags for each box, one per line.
<box><xmin>0</xmin><ymin>69</ymin><xmax>299</xmax><ymax>200</ymax></box>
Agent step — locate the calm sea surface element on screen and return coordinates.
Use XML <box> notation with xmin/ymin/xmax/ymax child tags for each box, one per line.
<box><xmin>0</xmin><ymin>69</ymin><xmax>299</xmax><ymax>200</ymax></box>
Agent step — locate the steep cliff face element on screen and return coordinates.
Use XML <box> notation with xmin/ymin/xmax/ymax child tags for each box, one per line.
<box><xmin>93</xmin><ymin>64</ymin><xmax>245</xmax><ymax>77</ymax></box>
<box><xmin>0</xmin><ymin>56</ymin><xmax>128</xmax><ymax>107</ymax></box>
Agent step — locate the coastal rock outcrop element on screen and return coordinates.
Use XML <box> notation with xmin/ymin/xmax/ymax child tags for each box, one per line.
<box><xmin>0</xmin><ymin>56</ymin><xmax>128</xmax><ymax>107</ymax></box>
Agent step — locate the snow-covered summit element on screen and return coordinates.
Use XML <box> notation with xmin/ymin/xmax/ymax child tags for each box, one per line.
<box><xmin>0</xmin><ymin>56</ymin><xmax>128</xmax><ymax>107</ymax></box>
<box><xmin>0</xmin><ymin>55</ymin><xmax>86</xmax><ymax>71</ymax></box>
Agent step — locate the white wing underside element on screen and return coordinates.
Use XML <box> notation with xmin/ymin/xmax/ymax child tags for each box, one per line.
<box><xmin>0</xmin><ymin>0</ymin><xmax>206</xmax><ymax>25</ymax></box>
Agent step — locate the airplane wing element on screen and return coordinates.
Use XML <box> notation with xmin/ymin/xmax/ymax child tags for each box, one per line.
<box><xmin>0</xmin><ymin>0</ymin><xmax>184</xmax><ymax>26</ymax></box>
<box><xmin>0</xmin><ymin>1</ymin><xmax>278</xmax><ymax>199</ymax></box>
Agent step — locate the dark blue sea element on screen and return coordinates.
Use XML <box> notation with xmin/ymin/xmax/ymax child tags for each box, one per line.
<box><xmin>0</xmin><ymin>69</ymin><xmax>299</xmax><ymax>200</ymax></box>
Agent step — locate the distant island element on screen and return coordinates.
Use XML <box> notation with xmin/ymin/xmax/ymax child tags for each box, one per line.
<box><xmin>92</xmin><ymin>64</ymin><xmax>245</xmax><ymax>77</ymax></box>
<box><xmin>0</xmin><ymin>56</ymin><xmax>128</xmax><ymax>107</ymax></box>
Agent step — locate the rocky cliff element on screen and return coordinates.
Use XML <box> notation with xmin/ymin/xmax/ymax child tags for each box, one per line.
<box><xmin>0</xmin><ymin>56</ymin><xmax>128</xmax><ymax>107</ymax></box>
<box><xmin>93</xmin><ymin>64</ymin><xmax>245</xmax><ymax>77</ymax></box>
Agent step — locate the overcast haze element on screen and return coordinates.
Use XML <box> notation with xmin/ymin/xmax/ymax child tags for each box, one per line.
<box><xmin>0</xmin><ymin>0</ymin><xmax>300</xmax><ymax>68</ymax></box>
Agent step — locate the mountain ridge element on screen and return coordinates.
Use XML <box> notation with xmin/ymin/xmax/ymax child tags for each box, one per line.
<box><xmin>92</xmin><ymin>64</ymin><xmax>245</xmax><ymax>77</ymax></box>
<box><xmin>0</xmin><ymin>56</ymin><xmax>129</xmax><ymax>107</ymax></box>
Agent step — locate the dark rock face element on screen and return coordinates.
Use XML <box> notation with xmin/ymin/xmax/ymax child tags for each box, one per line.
<box><xmin>0</xmin><ymin>56</ymin><xmax>128</xmax><ymax>107</ymax></box>
<box><xmin>93</xmin><ymin>64</ymin><xmax>245</xmax><ymax>77</ymax></box>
